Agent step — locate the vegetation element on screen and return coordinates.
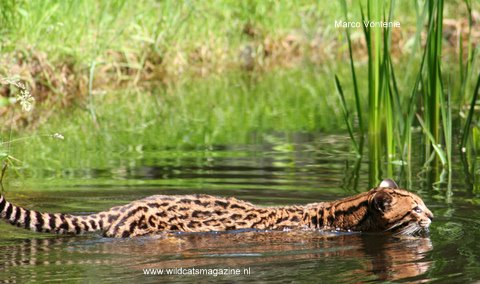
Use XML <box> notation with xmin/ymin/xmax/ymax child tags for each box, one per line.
<box><xmin>336</xmin><ymin>0</ymin><xmax>479</xmax><ymax>186</ymax></box>
<box><xmin>0</xmin><ymin>0</ymin><xmax>341</xmax><ymax>116</ymax></box>
<box><xmin>0</xmin><ymin>0</ymin><xmax>479</xmax><ymax>188</ymax></box>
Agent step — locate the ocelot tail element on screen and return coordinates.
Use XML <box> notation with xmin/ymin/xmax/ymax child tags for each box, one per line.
<box><xmin>0</xmin><ymin>179</ymin><xmax>433</xmax><ymax>238</ymax></box>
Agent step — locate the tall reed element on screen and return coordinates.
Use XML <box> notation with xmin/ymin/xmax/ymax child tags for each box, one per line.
<box><xmin>423</xmin><ymin>0</ymin><xmax>444</xmax><ymax>166</ymax></box>
<box><xmin>338</xmin><ymin>0</ymin><xmax>399</xmax><ymax>185</ymax></box>
<box><xmin>336</xmin><ymin>0</ymin><xmax>477</xmax><ymax>187</ymax></box>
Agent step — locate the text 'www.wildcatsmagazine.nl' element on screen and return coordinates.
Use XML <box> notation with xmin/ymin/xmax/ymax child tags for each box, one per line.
<box><xmin>143</xmin><ymin>267</ymin><xmax>252</xmax><ymax>277</ymax></box>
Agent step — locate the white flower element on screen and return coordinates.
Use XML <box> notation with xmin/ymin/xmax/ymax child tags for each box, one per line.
<box><xmin>52</xmin><ymin>133</ymin><xmax>65</xmax><ymax>140</ymax></box>
<box><xmin>17</xmin><ymin>89</ymin><xmax>34</xmax><ymax>112</ymax></box>
<box><xmin>1</xmin><ymin>77</ymin><xmax>34</xmax><ymax>112</ymax></box>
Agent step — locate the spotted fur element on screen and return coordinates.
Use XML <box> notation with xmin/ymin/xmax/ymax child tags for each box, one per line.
<box><xmin>0</xmin><ymin>179</ymin><xmax>433</xmax><ymax>238</ymax></box>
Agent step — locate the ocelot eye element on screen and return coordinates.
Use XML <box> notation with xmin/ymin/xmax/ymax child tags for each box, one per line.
<box><xmin>413</xmin><ymin>206</ymin><xmax>422</xmax><ymax>213</ymax></box>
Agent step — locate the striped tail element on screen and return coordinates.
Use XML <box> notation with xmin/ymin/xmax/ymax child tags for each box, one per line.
<box><xmin>0</xmin><ymin>194</ymin><xmax>107</xmax><ymax>235</ymax></box>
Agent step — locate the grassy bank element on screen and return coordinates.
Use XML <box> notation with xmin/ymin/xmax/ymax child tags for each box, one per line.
<box><xmin>0</xmin><ymin>0</ymin><xmax>341</xmax><ymax>120</ymax></box>
<box><xmin>8</xmin><ymin>67</ymin><xmax>354</xmax><ymax>172</ymax></box>
<box><xmin>1</xmin><ymin>0</ymin><xmax>476</xmax><ymax>118</ymax></box>
<box><xmin>0</xmin><ymin>0</ymin><xmax>479</xmax><ymax>186</ymax></box>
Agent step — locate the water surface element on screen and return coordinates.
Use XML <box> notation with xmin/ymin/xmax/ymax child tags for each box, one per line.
<box><xmin>1</xmin><ymin>134</ymin><xmax>479</xmax><ymax>283</ymax></box>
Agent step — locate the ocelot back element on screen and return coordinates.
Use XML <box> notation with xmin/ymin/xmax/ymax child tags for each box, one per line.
<box><xmin>0</xmin><ymin>179</ymin><xmax>433</xmax><ymax>238</ymax></box>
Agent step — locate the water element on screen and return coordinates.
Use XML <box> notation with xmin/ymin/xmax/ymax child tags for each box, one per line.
<box><xmin>1</xmin><ymin>133</ymin><xmax>479</xmax><ymax>283</ymax></box>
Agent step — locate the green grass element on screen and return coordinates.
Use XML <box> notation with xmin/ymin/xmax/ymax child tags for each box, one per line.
<box><xmin>0</xmin><ymin>1</ymin><xmax>337</xmax><ymax>71</ymax></box>
<box><xmin>1</xmin><ymin>0</ymin><xmax>479</xmax><ymax>188</ymax></box>
<box><xmin>8</xmin><ymin>67</ymin><xmax>355</xmax><ymax>172</ymax></box>
<box><xmin>0</xmin><ymin>1</ymin><xmax>471</xmax><ymax>91</ymax></box>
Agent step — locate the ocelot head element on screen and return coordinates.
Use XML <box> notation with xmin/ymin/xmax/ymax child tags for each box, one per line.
<box><xmin>369</xmin><ymin>179</ymin><xmax>434</xmax><ymax>236</ymax></box>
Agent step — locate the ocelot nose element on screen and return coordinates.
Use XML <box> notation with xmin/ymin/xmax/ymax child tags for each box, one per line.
<box><xmin>427</xmin><ymin>212</ymin><xmax>434</xmax><ymax>221</ymax></box>
<box><xmin>424</xmin><ymin>207</ymin><xmax>434</xmax><ymax>221</ymax></box>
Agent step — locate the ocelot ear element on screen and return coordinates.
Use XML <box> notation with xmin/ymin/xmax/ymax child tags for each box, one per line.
<box><xmin>371</xmin><ymin>191</ymin><xmax>394</xmax><ymax>213</ymax></box>
<box><xmin>378</xmin><ymin>178</ymin><xmax>398</xmax><ymax>189</ymax></box>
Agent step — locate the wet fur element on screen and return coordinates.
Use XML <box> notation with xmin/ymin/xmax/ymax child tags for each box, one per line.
<box><xmin>0</xmin><ymin>180</ymin><xmax>433</xmax><ymax>238</ymax></box>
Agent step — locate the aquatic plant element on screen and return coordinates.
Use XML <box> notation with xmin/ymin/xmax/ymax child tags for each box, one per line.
<box><xmin>336</xmin><ymin>0</ymin><xmax>478</xmax><ymax>186</ymax></box>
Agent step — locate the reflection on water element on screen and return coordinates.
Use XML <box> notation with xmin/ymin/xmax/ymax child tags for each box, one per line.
<box><xmin>0</xmin><ymin>231</ymin><xmax>433</xmax><ymax>283</ymax></box>
<box><xmin>0</xmin><ymin>133</ymin><xmax>480</xmax><ymax>282</ymax></box>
